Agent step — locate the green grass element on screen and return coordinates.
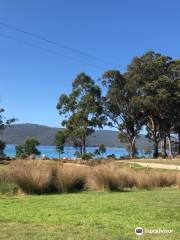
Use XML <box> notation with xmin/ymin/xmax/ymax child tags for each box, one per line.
<box><xmin>0</xmin><ymin>182</ymin><xmax>18</xmax><ymax>195</ymax></box>
<box><xmin>129</xmin><ymin>159</ymin><xmax>180</xmax><ymax>166</ymax></box>
<box><xmin>0</xmin><ymin>189</ymin><xmax>179</xmax><ymax>240</ymax></box>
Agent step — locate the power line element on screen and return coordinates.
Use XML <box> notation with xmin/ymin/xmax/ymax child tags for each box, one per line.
<box><xmin>0</xmin><ymin>31</ymin><xmax>105</xmax><ymax>70</ymax></box>
<box><xmin>0</xmin><ymin>21</ymin><xmax>118</xmax><ymax>68</ymax></box>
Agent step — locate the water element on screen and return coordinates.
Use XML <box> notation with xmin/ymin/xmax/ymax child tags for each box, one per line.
<box><xmin>5</xmin><ymin>144</ymin><xmax>134</xmax><ymax>159</ymax></box>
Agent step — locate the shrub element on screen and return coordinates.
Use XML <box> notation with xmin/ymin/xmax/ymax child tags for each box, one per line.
<box><xmin>81</xmin><ymin>153</ymin><xmax>94</xmax><ymax>160</ymax></box>
<box><xmin>107</xmin><ymin>154</ymin><xmax>116</xmax><ymax>159</ymax></box>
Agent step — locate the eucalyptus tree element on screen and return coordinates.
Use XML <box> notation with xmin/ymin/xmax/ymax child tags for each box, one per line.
<box><xmin>127</xmin><ymin>51</ymin><xmax>180</xmax><ymax>157</ymax></box>
<box><xmin>0</xmin><ymin>107</ymin><xmax>16</xmax><ymax>156</ymax></box>
<box><xmin>55</xmin><ymin>130</ymin><xmax>66</xmax><ymax>159</ymax></box>
<box><xmin>57</xmin><ymin>72</ymin><xmax>106</xmax><ymax>157</ymax></box>
<box><xmin>0</xmin><ymin>107</ymin><xmax>16</xmax><ymax>131</ymax></box>
<box><xmin>24</xmin><ymin>137</ymin><xmax>41</xmax><ymax>156</ymax></box>
<box><xmin>101</xmin><ymin>70</ymin><xmax>144</xmax><ymax>158</ymax></box>
<box><xmin>15</xmin><ymin>138</ymin><xmax>41</xmax><ymax>158</ymax></box>
<box><xmin>169</xmin><ymin>59</ymin><xmax>180</xmax><ymax>155</ymax></box>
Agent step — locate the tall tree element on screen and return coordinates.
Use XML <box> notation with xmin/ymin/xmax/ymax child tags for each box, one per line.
<box><xmin>55</xmin><ymin>130</ymin><xmax>66</xmax><ymax>159</ymax></box>
<box><xmin>127</xmin><ymin>51</ymin><xmax>180</xmax><ymax>158</ymax></box>
<box><xmin>0</xmin><ymin>107</ymin><xmax>16</xmax><ymax>131</ymax></box>
<box><xmin>128</xmin><ymin>51</ymin><xmax>174</xmax><ymax>157</ymax></box>
<box><xmin>57</xmin><ymin>73</ymin><xmax>105</xmax><ymax>157</ymax></box>
<box><xmin>169</xmin><ymin>59</ymin><xmax>180</xmax><ymax>155</ymax></box>
<box><xmin>24</xmin><ymin>137</ymin><xmax>41</xmax><ymax>156</ymax></box>
<box><xmin>0</xmin><ymin>107</ymin><xmax>16</xmax><ymax>157</ymax></box>
<box><xmin>102</xmin><ymin>70</ymin><xmax>144</xmax><ymax>158</ymax></box>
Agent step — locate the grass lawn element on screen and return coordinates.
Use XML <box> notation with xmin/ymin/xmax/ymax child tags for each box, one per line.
<box><xmin>126</xmin><ymin>159</ymin><xmax>180</xmax><ymax>166</ymax></box>
<box><xmin>0</xmin><ymin>189</ymin><xmax>179</xmax><ymax>240</ymax></box>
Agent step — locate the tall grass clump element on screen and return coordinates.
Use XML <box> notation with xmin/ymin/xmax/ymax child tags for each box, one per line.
<box><xmin>87</xmin><ymin>164</ymin><xmax>120</xmax><ymax>191</ymax></box>
<box><xmin>175</xmin><ymin>173</ymin><xmax>180</xmax><ymax>188</ymax></box>
<box><xmin>9</xmin><ymin>160</ymin><xmax>54</xmax><ymax>194</ymax></box>
<box><xmin>0</xmin><ymin>169</ymin><xmax>18</xmax><ymax>195</ymax></box>
<box><xmin>87</xmin><ymin>164</ymin><xmax>136</xmax><ymax>191</ymax></box>
<box><xmin>134</xmin><ymin>170</ymin><xmax>178</xmax><ymax>188</ymax></box>
<box><xmin>4</xmin><ymin>161</ymin><xmax>180</xmax><ymax>194</ymax></box>
<box><xmin>54</xmin><ymin>164</ymin><xmax>89</xmax><ymax>193</ymax></box>
<box><xmin>87</xmin><ymin>163</ymin><xmax>180</xmax><ymax>191</ymax></box>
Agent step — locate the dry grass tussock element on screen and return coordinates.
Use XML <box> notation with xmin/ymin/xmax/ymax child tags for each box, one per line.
<box><xmin>1</xmin><ymin>160</ymin><xmax>179</xmax><ymax>194</ymax></box>
<box><xmin>54</xmin><ymin>163</ymin><xmax>90</xmax><ymax>193</ymax></box>
<box><xmin>9</xmin><ymin>160</ymin><xmax>55</xmax><ymax>194</ymax></box>
<box><xmin>87</xmin><ymin>163</ymin><xmax>180</xmax><ymax>191</ymax></box>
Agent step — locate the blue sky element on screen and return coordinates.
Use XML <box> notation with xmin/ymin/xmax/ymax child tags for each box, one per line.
<box><xmin>0</xmin><ymin>0</ymin><xmax>180</xmax><ymax>127</ymax></box>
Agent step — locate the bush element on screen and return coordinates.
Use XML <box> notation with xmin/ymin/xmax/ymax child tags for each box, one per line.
<box><xmin>81</xmin><ymin>153</ymin><xmax>94</xmax><ymax>160</ymax></box>
<box><xmin>107</xmin><ymin>154</ymin><xmax>116</xmax><ymax>159</ymax></box>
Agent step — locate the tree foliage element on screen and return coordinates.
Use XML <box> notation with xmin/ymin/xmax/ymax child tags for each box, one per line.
<box><xmin>57</xmin><ymin>72</ymin><xmax>106</xmax><ymax>157</ymax></box>
<box><xmin>56</xmin><ymin>51</ymin><xmax>180</xmax><ymax>159</ymax></box>
<box><xmin>127</xmin><ymin>51</ymin><xmax>180</xmax><ymax>157</ymax></box>
<box><xmin>94</xmin><ymin>144</ymin><xmax>106</xmax><ymax>157</ymax></box>
<box><xmin>55</xmin><ymin>130</ymin><xmax>66</xmax><ymax>159</ymax></box>
<box><xmin>0</xmin><ymin>140</ymin><xmax>6</xmax><ymax>157</ymax></box>
<box><xmin>15</xmin><ymin>138</ymin><xmax>41</xmax><ymax>158</ymax></box>
<box><xmin>101</xmin><ymin>70</ymin><xmax>144</xmax><ymax>158</ymax></box>
<box><xmin>0</xmin><ymin>106</ymin><xmax>16</xmax><ymax>157</ymax></box>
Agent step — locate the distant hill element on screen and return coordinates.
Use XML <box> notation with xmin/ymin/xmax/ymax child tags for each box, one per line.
<box><xmin>0</xmin><ymin>123</ymin><xmax>152</xmax><ymax>148</ymax></box>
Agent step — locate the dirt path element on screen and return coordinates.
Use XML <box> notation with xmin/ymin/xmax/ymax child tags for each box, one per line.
<box><xmin>125</xmin><ymin>162</ymin><xmax>180</xmax><ymax>170</ymax></box>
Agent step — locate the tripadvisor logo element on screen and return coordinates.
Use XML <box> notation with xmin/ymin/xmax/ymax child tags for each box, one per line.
<box><xmin>135</xmin><ymin>227</ymin><xmax>143</xmax><ymax>236</ymax></box>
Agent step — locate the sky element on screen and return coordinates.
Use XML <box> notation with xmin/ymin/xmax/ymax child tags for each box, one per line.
<box><xmin>0</xmin><ymin>0</ymin><xmax>180</xmax><ymax>128</ymax></box>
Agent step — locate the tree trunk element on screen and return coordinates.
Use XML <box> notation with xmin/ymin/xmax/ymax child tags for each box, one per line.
<box><xmin>153</xmin><ymin>138</ymin><xmax>159</xmax><ymax>158</ymax></box>
<box><xmin>149</xmin><ymin>117</ymin><xmax>159</xmax><ymax>158</ymax></box>
<box><xmin>178</xmin><ymin>132</ymin><xmax>180</xmax><ymax>155</ymax></box>
<box><xmin>130</xmin><ymin>137</ymin><xmax>136</xmax><ymax>159</ymax></box>
<box><xmin>80</xmin><ymin>146</ymin><xmax>83</xmax><ymax>157</ymax></box>
<box><xmin>167</xmin><ymin>134</ymin><xmax>173</xmax><ymax>158</ymax></box>
<box><xmin>163</xmin><ymin>136</ymin><xmax>167</xmax><ymax>157</ymax></box>
<box><xmin>160</xmin><ymin>139</ymin><xmax>163</xmax><ymax>155</ymax></box>
<box><xmin>82</xmin><ymin>135</ymin><xmax>86</xmax><ymax>155</ymax></box>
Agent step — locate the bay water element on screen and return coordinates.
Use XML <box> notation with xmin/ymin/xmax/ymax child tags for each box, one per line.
<box><xmin>4</xmin><ymin>144</ymin><xmax>141</xmax><ymax>159</ymax></box>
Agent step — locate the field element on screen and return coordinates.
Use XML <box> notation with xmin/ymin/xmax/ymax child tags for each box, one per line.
<box><xmin>0</xmin><ymin>160</ymin><xmax>180</xmax><ymax>239</ymax></box>
<box><xmin>0</xmin><ymin>189</ymin><xmax>180</xmax><ymax>240</ymax></box>
<box><xmin>124</xmin><ymin>158</ymin><xmax>180</xmax><ymax>166</ymax></box>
